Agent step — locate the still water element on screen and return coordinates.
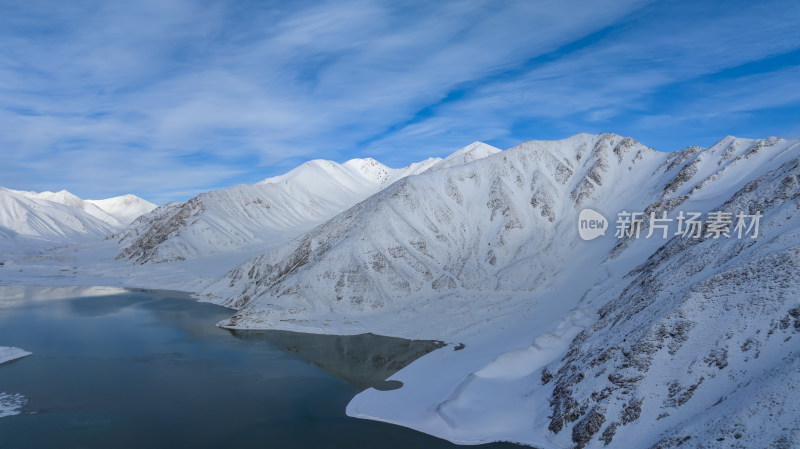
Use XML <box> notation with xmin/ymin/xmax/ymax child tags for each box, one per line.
<box><xmin>0</xmin><ymin>286</ymin><xmax>519</xmax><ymax>448</ymax></box>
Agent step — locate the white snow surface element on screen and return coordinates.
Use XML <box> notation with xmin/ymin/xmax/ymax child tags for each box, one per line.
<box><xmin>0</xmin><ymin>188</ymin><xmax>155</xmax><ymax>242</ymax></box>
<box><xmin>0</xmin><ymin>188</ymin><xmax>116</xmax><ymax>240</ymax></box>
<box><xmin>86</xmin><ymin>194</ymin><xmax>157</xmax><ymax>226</ymax></box>
<box><xmin>200</xmin><ymin>133</ymin><xmax>800</xmax><ymax>448</ymax></box>
<box><xmin>0</xmin><ymin>393</ymin><xmax>27</xmax><ymax>419</ymax></box>
<box><xmin>0</xmin><ymin>327</ymin><xmax>32</xmax><ymax>420</ymax></box>
<box><xmin>425</xmin><ymin>142</ymin><xmax>502</xmax><ymax>172</ymax></box>
<box><xmin>0</xmin><ymin>346</ymin><xmax>30</xmax><ymax>365</ymax></box>
<box><xmin>12</xmin><ymin>188</ymin><xmax>155</xmax><ymax>227</ymax></box>
<box><xmin>0</xmin><ymin>346</ymin><xmax>30</xmax><ymax>419</ymax></box>
<box><xmin>114</xmin><ymin>154</ymin><xmax>450</xmax><ymax>263</ymax></box>
<box><xmin>1</xmin><ymin>134</ymin><xmax>799</xmax><ymax>447</ymax></box>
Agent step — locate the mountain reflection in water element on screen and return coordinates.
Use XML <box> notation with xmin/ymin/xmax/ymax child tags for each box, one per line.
<box><xmin>229</xmin><ymin>329</ymin><xmax>444</xmax><ymax>391</ymax></box>
<box><xmin>0</xmin><ymin>286</ymin><xmax>521</xmax><ymax>449</ymax></box>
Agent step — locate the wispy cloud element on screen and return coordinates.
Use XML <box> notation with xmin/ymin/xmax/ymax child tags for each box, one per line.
<box><xmin>367</xmin><ymin>0</ymin><xmax>800</xmax><ymax>152</ymax></box>
<box><xmin>1</xmin><ymin>0</ymin><xmax>798</xmax><ymax>203</ymax></box>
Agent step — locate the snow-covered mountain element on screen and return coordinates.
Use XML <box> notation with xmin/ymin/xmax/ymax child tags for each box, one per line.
<box><xmin>425</xmin><ymin>141</ymin><xmax>502</xmax><ymax>172</ymax></box>
<box><xmin>115</xmin><ymin>143</ymin><xmax>499</xmax><ymax>264</ymax></box>
<box><xmin>86</xmin><ymin>194</ymin><xmax>157</xmax><ymax>226</ymax></box>
<box><xmin>2</xmin><ymin>133</ymin><xmax>796</xmax><ymax>447</ymax></box>
<box><xmin>201</xmin><ymin>133</ymin><xmax>662</xmax><ymax>326</ymax></box>
<box><xmin>114</xmin><ymin>157</ymin><xmax>437</xmax><ymax>264</ymax></box>
<box><xmin>8</xmin><ymin>189</ymin><xmax>155</xmax><ymax>228</ymax></box>
<box><xmin>0</xmin><ymin>188</ymin><xmax>154</xmax><ymax>243</ymax></box>
<box><xmin>1</xmin><ymin>188</ymin><xmax>112</xmax><ymax>240</ymax></box>
<box><xmin>200</xmin><ymin>133</ymin><xmax>800</xmax><ymax>448</ymax></box>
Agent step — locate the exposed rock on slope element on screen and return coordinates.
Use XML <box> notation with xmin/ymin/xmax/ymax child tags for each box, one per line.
<box><xmin>116</xmin><ymin>142</ymin><xmax>505</xmax><ymax>265</ymax></box>
<box><xmin>202</xmin><ymin>133</ymin><xmax>800</xmax><ymax>449</ymax></box>
<box><xmin>202</xmin><ymin>133</ymin><xmax>663</xmax><ymax>329</ymax></box>
<box><xmin>115</xmin><ymin>156</ymin><xmax>444</xmax><ymax>264</ymax></box>
<box><xmin>544</xmin><ymin>155</ymin><xmax>800</xmax><ymax>449</ymax></box>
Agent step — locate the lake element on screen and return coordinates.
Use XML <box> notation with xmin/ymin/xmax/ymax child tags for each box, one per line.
<box><xmin>0</xmin><ymin>286</ymin><xmax>519</xmax><ymax>448</ymax></box>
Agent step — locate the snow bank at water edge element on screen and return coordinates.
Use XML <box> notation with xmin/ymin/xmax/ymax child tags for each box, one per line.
<box><xmin>0</xmin><ymin>346</ymin><xmax>31</xmax><ymax>365</ymax></box>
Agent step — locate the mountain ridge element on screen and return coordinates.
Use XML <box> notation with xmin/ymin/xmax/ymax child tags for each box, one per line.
<box><xmin>0</xmin><ymin>187</ymin><xmax>155</xmax><ymax>242</ymax></box>
<box><xmin>115</xmin><ymin>142</ymin><xmax>501</xmax><ymax>264</ymax></box>
<box><xmin>195</xmin><ymin>132</ymin><xmax>799</xmax><ymax>449</ymax></box>
<box><xmin>2</xmin><ymin>133</ymin><xmax>796</xmax><ymax>448</ymax></box>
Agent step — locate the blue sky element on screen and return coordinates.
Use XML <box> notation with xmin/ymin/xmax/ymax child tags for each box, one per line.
<box><xmin>1</xmin><ymin>0</ymin><xmax>799</xmax><ymax>204</ymax></box>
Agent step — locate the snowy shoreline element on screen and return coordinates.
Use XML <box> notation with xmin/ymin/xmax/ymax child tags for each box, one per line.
<box><xmin>0</xmin><ymin>346</ymin><xmax>31</xmax><ymax>365</ymax></box>
<box><xmin>0</xmin><ymin>347</ymin><xmax>31</xmax><ymax>419</ymax></box>
<box><xmin>1</xmin><ymin>134</ymin><xmax>799</xmax><ymax>447</ymax></box>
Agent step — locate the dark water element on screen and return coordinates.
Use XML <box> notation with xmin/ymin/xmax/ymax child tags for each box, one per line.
<box><xmin>0</xmin><ymin>286</ymin><xmax>520</xmax><ymax>449</ymax></box>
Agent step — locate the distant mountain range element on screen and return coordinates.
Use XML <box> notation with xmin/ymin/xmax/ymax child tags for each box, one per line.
<box><xmin>0</xmin><ymin>188</ymin><xmax>155</xmax><ymax>242</ymax></box>
<box><xmin>114</xmin><ymin>142</ymin><xmax>500</xmax><ymax>263</ymax></box>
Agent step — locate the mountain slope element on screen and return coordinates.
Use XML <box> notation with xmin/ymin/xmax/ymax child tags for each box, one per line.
<box><xmin>201</xmin><ymin>133</ymin><xmax>664</xmax><ymax>328</ymax></box>
<box><xmin>426</xmin><ymin>142</ymin><xmax>502</xmax><ymax>171</ymax></box>
<box><xmin>86</xmin><ymin>194</ymin><xmax>157</xmax><ymax>226</ymax></box>
<box><xmin>11</xmin><ymin>189</ymin><xmax>155</xmax><ymax>228</ymax></box>
<box><xmin>201</xmin><ymin>133</ymin><xmax>800</xmax><ymax>448</ymax></box>
<box><xmin>0</xmin><ymin>188</ymin><xmax>118</xmax><ymax>241</ymax></box>
<box><xmin>117</xmin><ymin>148</ymin><xmax>499</xmax><ymax>264</ymax></box>
<box><xmin>537</xmin><ymin>155</ymin><xmax>800</xmax><ymax>448</ymax></box>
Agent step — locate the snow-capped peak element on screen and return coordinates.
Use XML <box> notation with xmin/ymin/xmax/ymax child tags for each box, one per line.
<box><xmin>86</xmin><ymin>194</ymin><xmax>156</xmax><ymax>226</ymax></box>
<box><xmin>0</xmin><ymin>188</ymin><xmax>117</xmax><ymax>240</ymax></box>
<box><xmin>199</xmin><ymin>133</ymin><xmax>800</xmax><ymax>449</ymax></box>
<box><xmin>29</xmin><ymin>189</ymin><xmax>85</xmax><ymax>209</ymax></box>
<box><xmin>427</xmin><ymin>141</ymin><xmax>502</xmax><ymax>171</ymax></box>
<box><xmin>117</xmin><ymin>154</ymin><xmax>443</xmax><ymax>264</ymax></box>
<box><xmin>0</xmin><ymin>188</ymin><xmax>156</xmax><ymax>242</ymax></box>
<box><xmin>446</xmin><ymin>141</ymin><xmax>501</xmax><ymax>161</ymax></box>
